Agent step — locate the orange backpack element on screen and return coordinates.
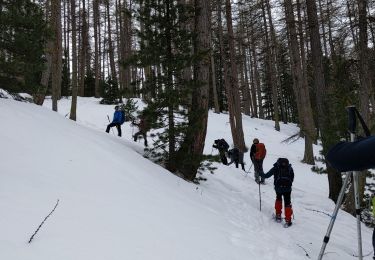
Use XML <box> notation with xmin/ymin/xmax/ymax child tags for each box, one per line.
<box><xmin>255</xmin><ymin>143</ymin><xmax>266</xmax><ymax>160</ymax></box>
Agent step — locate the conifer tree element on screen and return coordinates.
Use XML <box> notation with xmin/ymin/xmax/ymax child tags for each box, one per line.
<box><xmin>0</xmin><ymin>0</ymin><xmax>49</xmax><ymax>95</ymax></box>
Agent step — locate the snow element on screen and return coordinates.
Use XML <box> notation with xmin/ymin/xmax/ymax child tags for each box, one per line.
<box><xmin>0</xmin><ymin>96</ymin><xmax>372</xmax><ymax>260</ymax></box>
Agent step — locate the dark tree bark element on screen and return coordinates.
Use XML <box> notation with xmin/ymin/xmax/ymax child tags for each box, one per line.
<box><xmin>93</xmin><ymin>0</ymin><xmax>101</xmax><ymax>97</ymax></box>
<box><xmin>51</xmin><ymin>0</ymin><xmax>62</xmax><ymax>111</ymax></box>
<box><xmin>225</xmin><ymin>0</ymin><xmax>246</xmax><ymax>152</ymax></box>
<box><xmin>284</xmin><ymin>0</ymin><xmax>316</xmax><ymax>164</ymax></box>
<box><xmin>177</xmin><ymin>0</ymin><xmax>210</xmax><ymax>181</ymax></box>
<box><xmin>70</xmin><ymin>0</ymin><xmax>78</xmax><ymax>121</ymax></box>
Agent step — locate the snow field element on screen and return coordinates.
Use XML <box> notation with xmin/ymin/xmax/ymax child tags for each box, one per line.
<box><xmin>0</xmin><ymin>97</ymin><xmax>372</xmax><ymax>259</ymax></box>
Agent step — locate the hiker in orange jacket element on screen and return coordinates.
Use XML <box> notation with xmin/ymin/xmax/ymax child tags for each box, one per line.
<box><xmin>250</xmin><ymin>138</ymin><xmax>266</xmax><ymax>184</ymax></box>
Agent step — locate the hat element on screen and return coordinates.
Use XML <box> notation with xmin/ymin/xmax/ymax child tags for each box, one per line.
<box><xmin>253</xmin><ymin>138</ymin><xmax>259</xmax><ymax>144</ymax></box>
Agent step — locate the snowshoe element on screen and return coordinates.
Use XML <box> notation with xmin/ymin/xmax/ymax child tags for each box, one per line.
<box><xmin>273</xmin><ymin>214</ymin><xmax>282</xmax><ymax>223</ymax></box>
<box><xmin>284</xmin><ymin>221</ymin><xmax>292</xmax><ymax>228</ymax></box>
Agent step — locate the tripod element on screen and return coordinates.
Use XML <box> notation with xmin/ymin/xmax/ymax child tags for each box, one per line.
<box><xmin>318</xmin><ymin>106</ymin><xmax>366</xmax><ymax>260</ymax></box>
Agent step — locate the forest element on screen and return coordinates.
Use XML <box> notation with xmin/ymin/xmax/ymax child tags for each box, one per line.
<box><xmin>1</xmin><ymin>0</ymin><xmax>374</xmax><ymax>217</ymax></box>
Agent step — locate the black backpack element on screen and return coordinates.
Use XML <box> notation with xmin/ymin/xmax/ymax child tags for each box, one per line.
<box><xmin>274</xmin><ymin>158</ymin><xmax>293</xmax><ymax>188</ymax></box>
<box><xmin>220</xmin><ymin>139</ymin><xmax>229</xmax><ymax>151</ymax></box>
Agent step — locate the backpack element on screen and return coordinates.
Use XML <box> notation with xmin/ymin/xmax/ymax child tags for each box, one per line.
<box><xmin>274</xmin><ymin>158</ymin><xmax>293</xmax><ymax>188</ymax></box>
<box><xmin>255</xmin><ymin>143</ymin><xmax>266</xmax><ymax>160</ymax></box>
<box><xmin>119</xmin><ymin>111</ymin><xmax>126</xmax><ymax>125</ymax></box>
<box><xmin>219</xmin><ymin>139</ymin><xmax>229</xmax><ymax>151</ymax></box>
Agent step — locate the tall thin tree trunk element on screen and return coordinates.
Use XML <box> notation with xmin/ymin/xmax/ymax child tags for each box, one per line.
<box><xmin>263</xmin><ymin>0</ymin><xmax>280</xmax><ymax>130</ymax></box>
<box><xmin>93</xmin><ymin>0</ymin><xmax>100</xmax><ymax>97</ymax></box>
<box><xmin>284</xmin><ymin>0</ymin><xmax>316</xmax><ymax>164</ymax></box>
<box><xmin>306</xmin><ymin>0</ymin><xmax>342</xmax><ymax>201</ymax></box>
<box><xmin>70</xmin><ymin>0</ymin><xmax>78</xmax><ymax>121</ymax></box>
<box><xmin>225</xmin><ymin>0</ymin><xmax>246</xmax><ymax>151</ymax></box>
<box><xmin>78</xmin><ymin>0</ymin><xmax>88</xmax><ymax>97</ymax></box>
<box><xmin>51</xmin><ymin>0</ymin><xmax>62</xmax><ymax>111</ymax></box>
<box><xmin>106</xmin><ymin>0</ymin><xmax>117</xmax><ymax>82</ymax></box>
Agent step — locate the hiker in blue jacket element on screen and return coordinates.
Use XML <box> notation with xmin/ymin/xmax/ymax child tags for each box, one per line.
<box><xmin>106</xmin><ymin>106</ymin><xmax>124</xmax><ymax>137</ymax></box>
<box><xmin>260</xmin><ymin>158</ymin><xmax>294</xmax><ymax>226</ymax></box>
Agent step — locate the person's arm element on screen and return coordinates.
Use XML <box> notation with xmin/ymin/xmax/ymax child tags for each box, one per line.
<box><xmin>290</xmin><ymin>168</ymin><xmax>294</xmax><ymax>183</ymax></box>
<box><xmin>326</xmin><ymin>136</ymin><xmax>375</xmax><ymax>172</ymax></box>
<box><xmin>260</xmin><ymin>167</ymin><xmax>275</xmax><ymax>179</ymax></box>
<box><xmin>250</xmin><ymin>144</ymin><xmax>256</xmax><ymax>160</ymax></box>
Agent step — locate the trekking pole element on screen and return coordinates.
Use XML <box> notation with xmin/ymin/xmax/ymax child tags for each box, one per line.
<box><xmin>245</xmin><ymin>162</ymin><xmax>254</xmax><ymax>176</ymax></box>
<box><xmin>258</xmin><ymin>181</ymin><xmax>262</xmax><ymax>211</ymax></box>
<box><xmin>107</xmin><ymin>115</ymin><xmax>115</xmax><ymax>135</ymax></box>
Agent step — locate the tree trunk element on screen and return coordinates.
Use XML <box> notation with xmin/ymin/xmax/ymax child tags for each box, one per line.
<box><xmin>70</xmin><ymin>0</ymin><xmax>78</xmax><ymax>121</ymax></box>
<box><xmin>93</xmin><ymin>0</ymin><xmax>101</xmax><ymax>97</ymax></box>
<box><xmin>106</xmin><ymin>0</ymin><xmax>117</xmax><ymax>82</ymax></box>
<box><xmin>357</xmin><ymin>0</ymin><xmax>371</xmax><ymax>124</ymax></box>
<box><xmin>51</xmin><ymin>0</ymin><xmax>62</xmax><ymax>111</ymax></box>
<box><xmin>262</xmin><ymin>0</ymin><xmax>280</xmax><ymax>130</ymax></box>
<box><xmin>177</xmin><ymin>0</ymin><xmax>210</xmax><ymax>181</ymax></box>
<box><xmin>78</xmin><ymin>0</ymin><xmax>87</xmax><ymax>97</ymax></box>
<box><xmin>210</xmin><ymin>41</ymin><xmax>220</xmax><ymax>113</ymax></box>
<box><xmin>306</xmin><ymin>0</ymin><xmax>341</xmax><ymax>201</ymax></box>
<box><xmin>225</xmin><ymin>0</ymin><xmax>246</xmax><ymax>152</ymax></box>
<box><xmin>284</xmin><ymin>0</ymin><xmax>316</xmax><ymax>164</ymax></box>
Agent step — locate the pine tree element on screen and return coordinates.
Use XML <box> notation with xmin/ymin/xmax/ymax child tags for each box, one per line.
<box><xmin>0</xmin><ymin>0</ymin><xmax>49</xmax><ymax>94</ymax></box>
<box><xmin>130</xmin><ymin>0</ymin><xmax>196</xmax><ymax>173</ymax></box>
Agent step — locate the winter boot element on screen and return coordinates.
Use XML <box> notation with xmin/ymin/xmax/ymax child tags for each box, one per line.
<box><xmin>285</xmin><ymin>205</ymin><xmax>293</xmax><ymax>225</ymax></box>
<box><xmin>275</xmin><ymin>199</ymin><xmax>282</xmax><ymax>218</ymax></box>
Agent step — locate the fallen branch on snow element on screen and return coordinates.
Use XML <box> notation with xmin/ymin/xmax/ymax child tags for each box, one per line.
<box><xmin>304</xmin><ymin>208</ymin><xmax>332</xmax><ymax>217</ymax></box>
<box><xmin>296</xmin><ymin>243</ymin><xmax>311</xmax><ymax>258</ymax></box>
<box><xmin>28</xmin><ymin>199</ymin><xmax>60</xmax><ymax>243</ymax></box>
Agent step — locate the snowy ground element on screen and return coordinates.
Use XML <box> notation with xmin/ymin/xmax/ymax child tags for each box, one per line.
<box><xmin>0</xmin><ymin>96</ymin><xmax>372</xmax><ymax>260</ymax></box>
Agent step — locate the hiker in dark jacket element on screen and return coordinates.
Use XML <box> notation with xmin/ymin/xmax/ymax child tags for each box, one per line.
<box><xmin>250</xmin><ymin>138</ymin><xmax>267</xmax><ymax>184</ymax></box>
<box><xmin>132</xmin><ymin>114</ymin><xmax>150</xmax><ymax>147</ymax></box>
<box><xmin>213</xmin><ymin>139</ymin><xmax>229</xmax><ymax>165</ymax></box>
<box><xmin>260</xmin><ymin>158</ymin><xmax>294</xmax><ymax>226</ymax></box>
<box><xmin>228</xmin><ymin>148</ymin><xmax>245</xmax><ymax>171</ymax></box>
<box><xmin>106</xmin><ymin>106</ymin><xmax>124</xmax><ymax>137</ymax></box>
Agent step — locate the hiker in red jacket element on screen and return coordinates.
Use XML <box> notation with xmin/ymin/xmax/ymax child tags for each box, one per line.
<box><xmin>250</xmin><ymin>138</ymin><xmax>267</xmax><ymax>184</ymax></box>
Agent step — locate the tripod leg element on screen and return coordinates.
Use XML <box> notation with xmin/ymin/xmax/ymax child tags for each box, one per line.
<box><xmin>353</xmin><ymin>171</ymin><xmax>363</xmax><ymax>259</ymax></box>
<box><xmin>318</xmin><ymin>173</ymin><xmax>351</xmax><ymax>260</ymax></box>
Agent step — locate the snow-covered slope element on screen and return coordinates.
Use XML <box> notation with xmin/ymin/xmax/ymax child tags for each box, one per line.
<box><xmin>0</xmin><ymin>97</ymin><xmax>372</xmax><ymax>260</ymax></box>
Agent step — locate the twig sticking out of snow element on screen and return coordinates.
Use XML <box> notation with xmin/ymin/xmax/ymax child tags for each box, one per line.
<box><xmin>304</xmin><ymin>208</ymin><xmax>332</xmax><ymax>217</ymax></box>
<box><xmin>28</xmin><ymin>199</ymin><xmax>60</xmax><ymax>243</ymax></box>
<box><xmin>296</xmin><ymin>243</ymin><xmax>311</xmax><ymax>258</ymax></box>
<box><xmin>282</xmin><ymin>132</ymin><xmax>301</xmax><ymax>144</ymax></box>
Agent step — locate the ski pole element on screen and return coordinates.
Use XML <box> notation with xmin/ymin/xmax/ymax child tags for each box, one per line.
<box><xmin>259</xmin><ymin>181</ymin><xmax>262</xmax><ymax>211</ymax></box>
<box><xmin>245</xmin><ymin>162</ymin><xmax>254</xmax><ymax>176</ymax></box>
<box><xmin>107</xmin><ymin>115</ymin><xmax>115</xmax><ymax>135</ymax></box>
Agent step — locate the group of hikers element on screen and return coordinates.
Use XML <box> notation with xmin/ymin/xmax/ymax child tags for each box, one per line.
<box><xmin>105</xmin><ymin>105</ymin><xmax>150</xmax><ymax>147</ymax></box>
<box><xmin>213</xmin><ymin>138</ymin><xmax>294</xmax><ymax>226</ymax></box>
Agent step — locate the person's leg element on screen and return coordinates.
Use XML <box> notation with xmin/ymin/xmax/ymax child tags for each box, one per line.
<box><xmin>235</xmin><ymin>160</ymin><xmax>239</xmax><ymax>168</ymax></box>
<box><xmin>106</xmin><ymin>123</ymin><xmax>115</xmax><ymax>133</ymax></box>
<box><xmin>116</xmin><ymin>124</ymin><xmax>122</xmax><ymax>137</ymax></box>
<box><xmin>133</xmin><ymin>131</ymin><xmax>141</xmax><ymax>141</ymax></box>
<box><xmin>284</xmin><ymin>191</ymin><xmax>293</xmax><ymax>224</ymax></box>
<box><xmin>241</xmin><ymin>163</ymin><xmax>245</xmax><ymax>171</ymax></box>
<box><xmin>259</xmin><ymin>159</ymin><xmax>265</xmax><ymax>183</ymax></box>
<box><xmin>142</xmin><ymin>132</ymin><xmax>148</xmax><ymax>146</ymax></box>
<box><xmin>254</xmin><ymin>160</ymin><xmax>260</xmax><ymax>182</ymax></box>
<box><xmin>220</xmin><ymin>150</ymin><xmax>228</xmax><ymax>165</ymax></box>
<box><xmin>275</xmin><ymin>193</ymin><xmax>283</xmax><ymax>218</ymax></box>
